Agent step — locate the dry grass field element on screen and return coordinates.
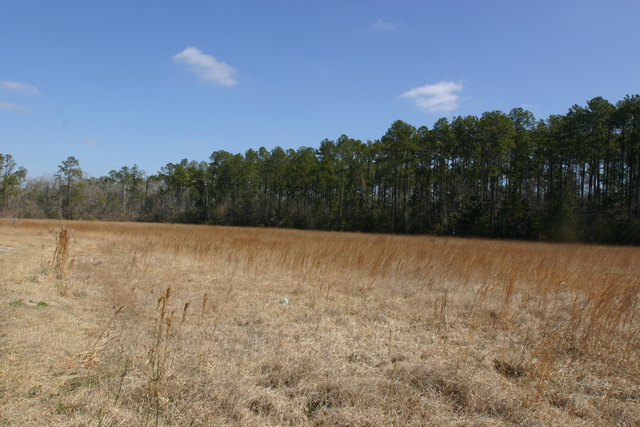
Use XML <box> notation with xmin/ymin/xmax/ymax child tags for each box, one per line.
<box><xmin>1</xmin><ymin>219</ymin><xmax>639</xmax><ymax>426</ymax></box>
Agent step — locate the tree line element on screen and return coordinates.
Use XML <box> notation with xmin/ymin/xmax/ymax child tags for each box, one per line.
<box><xmin>2</xmin><ymin>94</ymin><xmax>640</xmax><ymax>244</ymax></box>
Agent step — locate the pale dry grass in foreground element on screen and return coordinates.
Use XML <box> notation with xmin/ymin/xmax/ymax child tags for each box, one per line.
<box><xmin>0</xmin><ymin>219</ymin><xmax>639</xmax><ymax>426</ymax></box>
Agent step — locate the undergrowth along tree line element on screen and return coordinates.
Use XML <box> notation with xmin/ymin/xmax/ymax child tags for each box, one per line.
<box><xmin>2</xmin><ymin>94</ymin><xmax>640</xmax><ymax>243</ymax></box>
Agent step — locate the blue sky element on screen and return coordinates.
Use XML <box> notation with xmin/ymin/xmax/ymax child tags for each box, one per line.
<box><xmin>2</xmin><ymin>0</ymin><xmax>639</xmax><ymax>178</ymax></box>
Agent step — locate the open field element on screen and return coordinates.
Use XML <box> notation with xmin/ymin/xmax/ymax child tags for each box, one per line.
<box><xmin>1</xmin><ymin>219</ymin><xmax>639</xmax><ymax>426</ymax></box>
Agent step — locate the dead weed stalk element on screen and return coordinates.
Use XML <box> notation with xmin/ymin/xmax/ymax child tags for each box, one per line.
<box><xmin>52</xmin><ymin>226</ymin><xmax>71</xmax><ymax>280</ymax></box>
<box><xmin>147</xmin><ymin>287</ymin><xmax>175</xmax><ymax>426</ymax></box>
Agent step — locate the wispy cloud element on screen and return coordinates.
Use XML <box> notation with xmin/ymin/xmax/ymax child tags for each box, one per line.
<box><xmin>371</xmin><ymin>19</ymin><xmax>398</xmax><ymax>31</ymax></box>
<box><xmin>0</xmin><ymin>81</ymin><xmax>40</xmax><ymax>95</ymax></box>
<box><xmin>83</xmin><ymin>138</ymin><xmax>100</xmax><ymax>146</ymax></box>
<box><xmin>401</xmin><ymin>81</ymin><xmax>463</xmax><ymax>113</ymax></box>
<box><xmin>173</xmin><ymin>46</ymin><xmax>237</xmax><ymax>86</ymax></box>
<box><xmin>0</xmin><ymin>102</ymin><xmax>27</xmax><ymax>112</ymax></box>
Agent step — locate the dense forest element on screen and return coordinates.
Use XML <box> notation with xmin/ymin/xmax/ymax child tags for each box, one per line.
<box><xmin>2</xmin><ymin>95</ymin><xmax>640</xmax><ymax>244</ymax></box>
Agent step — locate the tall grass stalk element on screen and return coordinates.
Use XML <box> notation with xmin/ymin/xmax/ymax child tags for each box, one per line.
<box><xmin>52</xmin><ymin>226</ymin><xmax>70</xmax><ymax>279</ymax></box>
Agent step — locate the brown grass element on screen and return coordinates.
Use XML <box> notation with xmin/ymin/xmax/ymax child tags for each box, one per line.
<box><xmin>0</xmin><ymin>218</ymin><xmax>639</xmax><ymax>426</ymax></box>
<box><xmin>52</xmin><ymin>226</ymin><xmax>70</xmax><ymax>280</ymax></box>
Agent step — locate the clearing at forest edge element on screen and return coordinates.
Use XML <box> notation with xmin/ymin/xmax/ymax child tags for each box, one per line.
<box><xmin>0</xmin><ymin>219</ymin><xmax>639</xmax><ymax>426</ymax></box>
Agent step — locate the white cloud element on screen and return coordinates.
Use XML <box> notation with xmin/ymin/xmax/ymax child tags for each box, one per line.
<box><xmin>83</xmin><ymin>138</ymin><xmax>100</xmax><ymax>146</ymax></box>
<box><xmin>0</xmin><ymin>81</ymin><xmax>40</xmax><ymax>95</ymax></box>
<box><xmin>172</xmin><ymin>47</ymin><xmax>237</xmax><ymax>86</ymax></box>
<box><xmin>0</xmin><ymin>102</ymin><xmax>27</xmax><ymax>112</ymax></box>
<box><xmin>401</xmin><ymin>81</ymin><xmax>463</xmax><ymax>113</ymax></box>
<box><xmin>371</xmin><ymin>19</ymin><xmax>398</xmax><ymax>31</ymax></box>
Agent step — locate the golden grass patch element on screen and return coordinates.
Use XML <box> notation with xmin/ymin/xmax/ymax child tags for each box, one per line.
<box><xmin>0</xmin><ymin>218</ymin><xmax>638</xmax><ymax>426</ymax></box>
